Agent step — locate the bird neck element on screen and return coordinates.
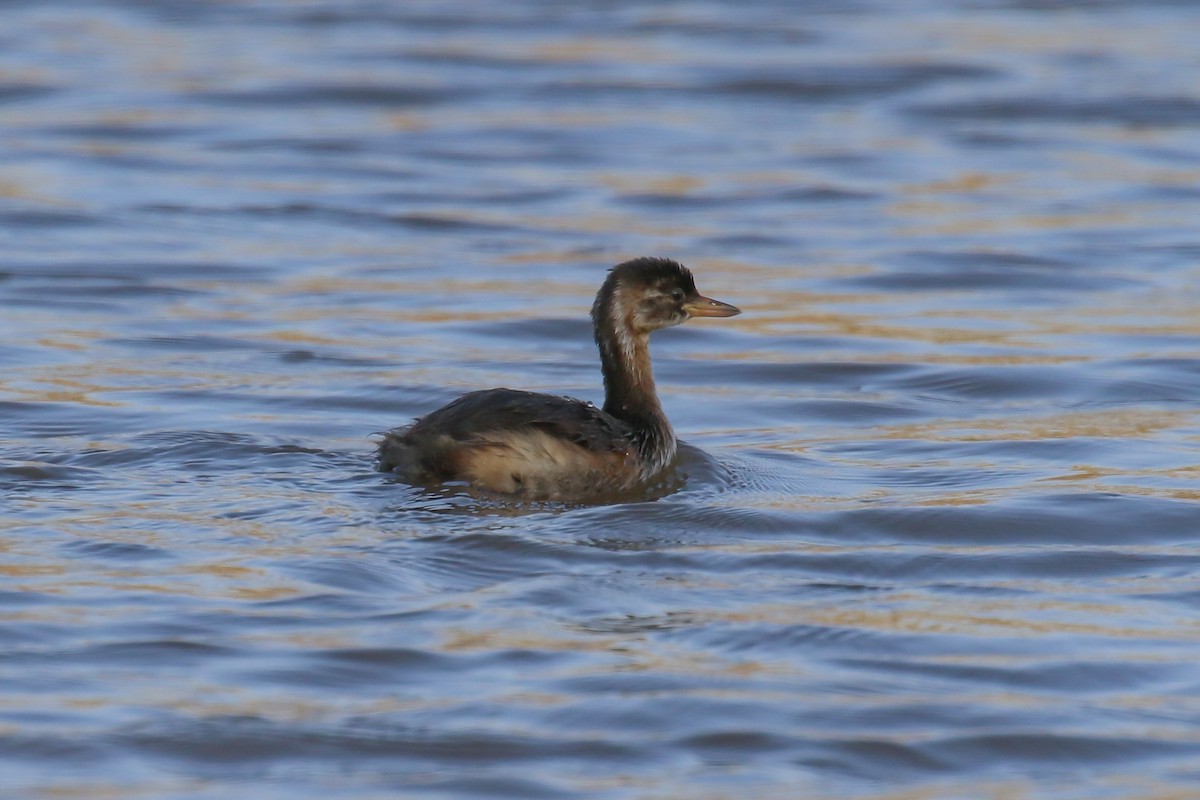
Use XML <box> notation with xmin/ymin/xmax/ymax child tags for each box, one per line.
<box><xmin>592</xmin><ymin>292</ymin><xmax>676</xmax><ymax>469</ymax></box>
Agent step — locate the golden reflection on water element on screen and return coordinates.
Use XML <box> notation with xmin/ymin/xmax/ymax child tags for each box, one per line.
<box><xmin>883</xmin><ymin>408</ymin><xmax>1197</xmax><ymax>442</ymax></box>
<box><xmin>0</xmin><ymin>562</ymin><xmax>66</xmax><ymax>578</ymax></box>
<box><xmin>906</xmin><ymin>172</ymin><xmax>1006</xmax><ymax>195</ymax></box>
<box><xmin>437</xmin><ymin>621</ymin><xmax>786</xmax><ymax>686</ymax></box>
<box><xmin>595</xmin><ymin>174</ymin><xmax>708</xmax><ymax>195</ymax></box>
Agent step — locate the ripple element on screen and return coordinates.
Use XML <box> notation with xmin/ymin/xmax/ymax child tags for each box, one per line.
<box><xmin>709</xmin><ymin>62</ymin><xmax>998</xmax><ymax>99</ymax></box>
<box><xmin>812</xmin><ymin>493</ymin><xmax>1200</xmax><ymax>546</ymax></box>
<box><xmin>930</xmin><ymin>732</ymin><xmax>1200</xmax><ymax>773</ymax></box>
<box><xmin>0</xmin><ymin>83</ymin><xmax>56</xmax><ymax>103</ymax></box>
<box><xmin>402</xmin><ymin>530</ymin><xmax>610</xmax><ymax>592</ymax></box>
<box><xmin>252</xmin><ymin>647</ymin><xmax>457</xmax><ymax>691</ymax></box>
<box><xmin>138</xmin><ymin>201</ymin><xmax>523</xmax><ymax>234</ymax></box>
<box><xmin>618</xmin><ymin>184</ymin><xmax>877</xmax><ymax>209</ymax></box>
<box><xmin>118</xmin><ymin>713</ymin><xmax>650</xmax><ymax>768</ymax></box>
<box><xmin>74</xmin><ymin>640</ymin><xmax>237</xmax><ymax>668</ymax></box>
<box><xmin>60</xmin><ymin>540</ymin><xmax>173</xmax><ymax>561</ymax></box>
<box><xmin>696</xmin><ymin>360</ymin><xmax>922</xmax><ymax>389</ymax></box>
<box><xmin>64</xmin><ymin>431</ymin><xmax>287</xmax><ymax>469</ymax></box>
<box><xmin>102</xmin><ymin>334</ymin><xmax>259</xmax><ymax>352</ymax></box>
<box><xmin>3</xmin><ymin>260</ymin><xmax>267</xmax><ymax>281</ymax></box>
<box><xmin>911</xmin><ymin>95</ymin><xmax>1200</xmax><ymax>127</ymax></box>
<box><xmin>198</xmin><ymin>84</ymin><xmax>472</xmax><ymax>108</ymax></box>
<box><xmin>39</xmin><ymin>122</ymin><xmax>208</xmax><ymax>141</ymax></box>
<box><xmin>0</xmin><ymin>462</ymin><xmax>101</xmax><ymax>488</ymax></box>
<box><xmin>887</xmin><ymin>363</ymin><xmax>1091</xmax><ymax>401</ymax></box>
<box><xmin>0</xmin><ymin>210</ymin><xmax>103</xmax><ymax>228</ymax></box>
<box><xmin>836</xmin><ymin>657</ymin><xmax>1190</xmax><ymax>695</ymax></box>
<box><xmin>826</xmin><ymin>250</ymin><xmax>1143</xmax><ymax>293</ymax></box>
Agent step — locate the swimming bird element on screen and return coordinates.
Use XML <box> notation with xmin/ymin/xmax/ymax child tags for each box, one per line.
<box><xmin>377</xmin><ymin>257</ymin><xmax>740</xmax><ymax>500</ymax></box>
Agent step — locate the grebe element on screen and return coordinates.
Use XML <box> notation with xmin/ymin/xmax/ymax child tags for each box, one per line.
<box><xmin>376</xmin><ymin>257</ymin><xmax>740</xmax><ymax>499</ymax></box>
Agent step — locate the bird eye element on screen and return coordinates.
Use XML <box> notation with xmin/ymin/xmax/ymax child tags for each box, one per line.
<box><xmin>670</xmin><ymin>288</ymin><xmax>684</xmax><ymax>301</ymax></box>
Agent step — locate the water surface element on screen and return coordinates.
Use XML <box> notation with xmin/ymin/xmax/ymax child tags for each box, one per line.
<box><xmin>3</xmin><ymin>2</ymin><xmax>1200</xmax><ymax>798</ymax></box>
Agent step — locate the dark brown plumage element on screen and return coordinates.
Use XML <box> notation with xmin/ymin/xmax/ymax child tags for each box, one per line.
<box><xmin>376</xmin><ymin>257</ymin><xmax>740</xmax><ymax>500</ymax></box>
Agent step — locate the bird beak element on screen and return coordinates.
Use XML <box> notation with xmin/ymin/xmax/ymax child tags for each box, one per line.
<box><xmin>683</xmin><ymin>294</ymin><xmax>741</xmax><ymax>318</ymax></box>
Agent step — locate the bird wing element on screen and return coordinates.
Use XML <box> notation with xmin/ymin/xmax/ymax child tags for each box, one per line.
<box><xmin>408</xmin><ymin>388</ymin><xmax>632</xmax><ymax>454</ymax></box>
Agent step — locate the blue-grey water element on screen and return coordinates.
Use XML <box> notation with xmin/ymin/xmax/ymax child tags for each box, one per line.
<box><xmin>3</xmin><ymin>2</ymin><xmax>1200</xmax><ymax>798</ymax></box>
